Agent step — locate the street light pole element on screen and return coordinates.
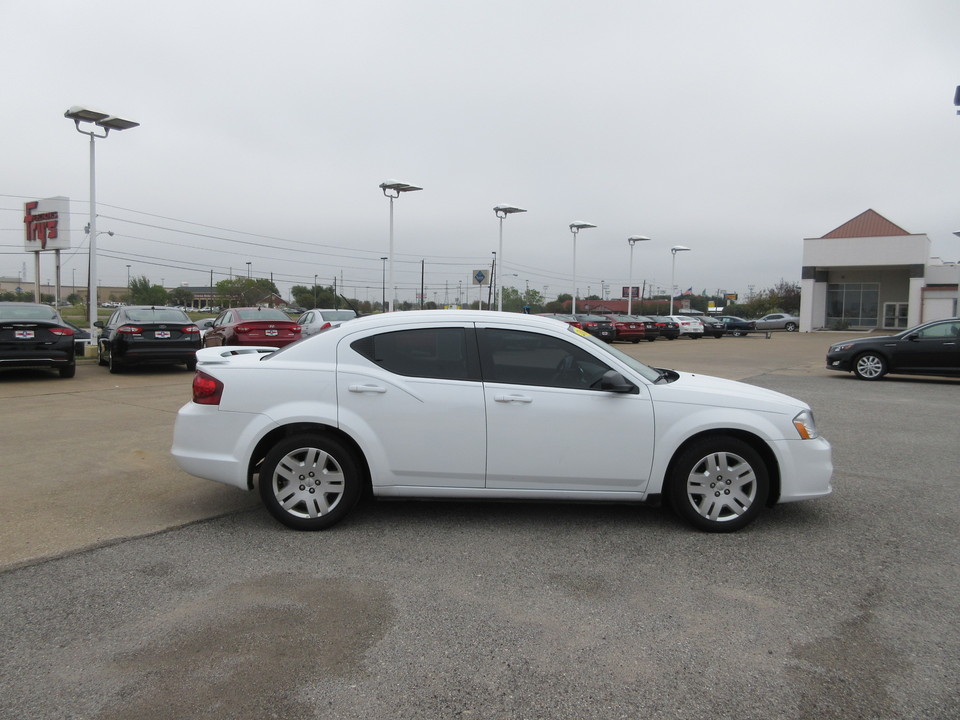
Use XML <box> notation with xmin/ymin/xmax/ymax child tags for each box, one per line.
<box><xmin>64</xmin><ymin>106</ymin><xmax>138</xmax><ymax>334</ymax></box>
<box><xmin>569</xmin><ymin>222</ymin><xmax>596</xmax><ymax>315</ymax></box>
<box><xmin>380</xmin><ymin>257</ymin><xmax>387</xmax><ymax>311</ymax></box>
<box><xmin>627</xmin><ymin>236</ymin><xmax>651</xmax><ymax>315</ymax></box>
<box><xmin>379</xmin><ymin>180</ymin><xmax>422</xmax><ymax>312</ymax></box>
<box><xmin>493</xmin><ymin>205</ymin><xmax>526</xmax><ymax>311</ymax></box>
<box><xmin>669</xmin><ymin>245</ymin><xmax>691</xmax><ymax>315</ymax></box>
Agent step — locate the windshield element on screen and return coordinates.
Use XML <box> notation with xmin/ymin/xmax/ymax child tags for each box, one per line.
<box><xmin>566</xmin><ymin>325</ymin><xmax>663</xmax><ymax>382</ymax></box>
<box><xmin>321</xmin><ymin>310</ymin><xmax>358</xmax><ymax>321</ymax></box>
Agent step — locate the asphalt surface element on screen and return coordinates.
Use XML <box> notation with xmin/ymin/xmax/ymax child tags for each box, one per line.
<box><xmin>1</xmin><ymin>331</ymin><xmax>958</xmax><ymax>719</ymax></box>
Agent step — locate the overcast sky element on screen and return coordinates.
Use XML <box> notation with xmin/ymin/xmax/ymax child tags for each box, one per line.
<box><xmin>3</xmin><ymin>0</ymin><xmax>959</xmax><ymax>305</ymax></box>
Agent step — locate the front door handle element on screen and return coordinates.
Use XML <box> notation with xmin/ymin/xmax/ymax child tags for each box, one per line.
<box><xmin>349</xmin><ymin>384</ymin><xmax>387</xmax><ymax>394</ymax></box>
<box><xmin>494</xmin><ymin>394</ymin><xmax>533</xmax><ymax>404</ymax></box>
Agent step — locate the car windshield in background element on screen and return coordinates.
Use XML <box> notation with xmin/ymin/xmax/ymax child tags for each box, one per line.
<box><xmin>124</xmin><ymin>308</ymin><xmax>191</xmax><ymax>323</ymax></box>
<box><xmin>567</xmin><ymin>324</ymin><xmax>662</xmax><ymax>383</ymax></box>
<box><xmin>323</xmin><ymin>310</ymin><xmax>358</xmax><ymax>321</ymax></box>
<box><xmin>236</xmin><ymin>309</ymin><xmax>290</xmax><ymax>322</ymax></box>
<box><xmin>0</xmin><ymin>305</ymin><xmax>59</xmax><ymax>321</ymax></box>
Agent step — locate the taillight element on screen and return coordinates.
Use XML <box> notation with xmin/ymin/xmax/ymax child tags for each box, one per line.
<box><xmin>117</xmin><ymin>325</ymin><xmax>142</xmax><ymax>334</ymax></box>
<box><xmin>292</xmin><ymin>325</ymin><xmax>302</xmax><ymax>333</ymax></box>
<box><xmin>584</xmin><ymin>322</ymin><xmax>597</xmax><ymax>328</ymax></box>
<box><xmin>183</xmin><ymin>325</ymin><xmax>200</xmax><ymax>334</ymax></box>
<box><xmin>319</xmin><ymin>322</ymin><xmax>331</xmax><ymax>331</ymax></box>
<box><xmin>192</xmin><ymin>371</ymin><xmax>223</xmax><ymax>405</ymax></box>
<box><xmin>49</xmin><ymin>327</ymin><xmax>75</xmax><ymax>336</ymax></box>
<box><xmin>235</xmin><ymin>325</ymin><xmax>251</xmax><ymax>334</ymax></box>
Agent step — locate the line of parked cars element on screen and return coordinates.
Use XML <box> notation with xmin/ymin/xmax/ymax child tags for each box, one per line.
<box><xmin>536</xmin><ymin>312</ymin><xmax>801</xmax><ymax>342</ymax></box>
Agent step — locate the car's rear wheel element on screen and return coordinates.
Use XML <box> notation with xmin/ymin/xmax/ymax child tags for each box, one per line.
<box><xmin>185</xmin><ymin>357</ymin><xmax>197</xmax><ymax>371</ymax></box>
<box><xmin>59</xmin><ymin>363</ymin><xmax>76</xmax><ymax>378</ymax></box>
<box><xmin>259</xmin><ymin>434</ymin><xmax>361</xmax><ymax>530</ymax></box>
<box><xmin>785</xmin><ymin>322</ymin><xmax>798</xmax><ymax>332</ymax></box>
<box><xmin>731</xmin><ymin>329</ymin><xmax>745</xmax><ymax>337</ymax></box>
<box><xmin>667</xmin><ymin>436</ymin><xmax>769</xmax><ymax>532</ymax></box>
<box><xmin>108</xmin><ymin>350</ymin><xmax>123</xmax><ymax>374</ymax></box>
<box><xmin>852</xmin><ymin>352</ymin><xmax>886</xmax><ymax>380</ymax></box>
<box><xmin>98</xmin><ymin>342</ymin><xmax>108</xmax><ymax>367</ymax></box>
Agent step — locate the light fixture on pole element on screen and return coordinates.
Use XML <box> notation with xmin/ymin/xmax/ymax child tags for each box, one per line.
<box><xmin>65</xmin><ymin>106</ymin><xmax>139</xmax><ymax>334</ymax></box>
<box><xmin>246</xmin><ymin>261</ymin><xmax>252</xmax><ymax>278</ymax></box>
<box><xmin>493</xmin><ymin>205</ymin><xmax>526</xmax><ymax>311</ymax></box>
<box><xmin>626</xmin><ymin>235</ymin><xmax>651</xmax><ymax>315</ymax></box>
<box><xmin>669</xmin><ymin>245</ymin><xmax>691</xmax><ymax>315</ymax></box>
<box><xmin>126</xmin><ymin>264</ymin><xmax>131</xmax><ymax>291</ymax></box>
<box><xmin>379</xmin><ymin>180</ymin><xmax>422</xmax><ymax>312</ymax></box>
<box><xmin>568</xmin><ymin>222</ymin><xmax>596</xmax><ymax>315</ymax></box>
<box><xmin>314</xmin><ymin>274</ymin><xmax>318</xmax><ymax>308</ymax></box>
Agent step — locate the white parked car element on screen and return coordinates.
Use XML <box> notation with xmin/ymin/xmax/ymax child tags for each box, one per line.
<box><xmin>171</xmin><ymin>311</ymin><xmax>832</xmax><ymax>533</ymax></box>
<box><xmin>754</xmin><ymin>313</ymin><xmax>800</xmax><ymax>332</ymax></box>
<box><xmin>664</xmin><ymin>315</ymin><xmax>705</xmax><ymax>339</ymax></box>
<box><xmin>297</xmin><ymin>308</ymin><xmax>359</xmax><ymax>337</ymax></box>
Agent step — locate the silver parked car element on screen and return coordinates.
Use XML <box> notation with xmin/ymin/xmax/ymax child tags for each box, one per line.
<box><xmin>754</xmin><ymin>313</ymin><xmax>800</xmax><ymax>332</ymax></box>
<box><xmin>297</xmin><ymin>309</ymin><xmax>359</xmax><ymax>337</ymax></box>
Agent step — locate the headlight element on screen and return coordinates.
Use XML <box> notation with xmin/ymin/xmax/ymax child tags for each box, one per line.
<box><xmin>830</xmin><ymin>343</ymin><xmax>854</xmax><ymax>352</ymax></box>
<box><xmin>793</xmin><ymin>410</ymin><xmax>819</xmax><ymax>440</ymax></box>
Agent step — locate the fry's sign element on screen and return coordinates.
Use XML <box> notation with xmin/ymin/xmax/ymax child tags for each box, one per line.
<box><xmin>24</xmin><ymin>196</ymin><xmax>71</xmax><ymax>252</ymax></box>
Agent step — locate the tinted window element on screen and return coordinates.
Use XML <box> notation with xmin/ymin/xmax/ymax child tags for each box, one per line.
<box><xmin>478</xmin><ymin>328</ymin><xmax>612</xmax><ymax>390</ymax></box>
<box><xmin>236</xmin><ymin>309</ymin><xmax>289</xmax><ymax>322</ymax></box>
<box><xmin>351</xmin><ymin>328</ymin><xmax>478</xmax><ymax>380</ymax></box>
<box><xmin>125</xmin><ymin>308</ymin><xmax>190</xmax><ymax>323</ymax></box>
<box><xmin>917</xmin><ymin>321</ymin><xmax>960</xmax><ymax>339</ymax></box>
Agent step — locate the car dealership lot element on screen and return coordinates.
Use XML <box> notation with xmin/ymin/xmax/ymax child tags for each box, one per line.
<box><xmin>1</xmin><ymin>332</ymin><xmax>957</xmax><ymax>719</ymax></box>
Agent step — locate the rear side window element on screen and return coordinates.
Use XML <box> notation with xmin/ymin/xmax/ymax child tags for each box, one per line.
<box><xmin>351</xmin><ymin>328</ymin><xmax>479</xmax><ymax>381</ymax></box>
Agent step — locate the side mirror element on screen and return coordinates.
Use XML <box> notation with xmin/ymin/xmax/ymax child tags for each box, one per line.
<box><xmin>94</xmin><ymin>321</ymin><xmax>104</xmax><ymax>328</ymax></box>
<box><xmin>600</xmin><ymin>370</ymin><xmax>638</xmax><ymax>394</ymax></box>
<box><xmin>906</xmin><ymin>333</ymin><xmax>919</xmax><ymax>342</ymax></box>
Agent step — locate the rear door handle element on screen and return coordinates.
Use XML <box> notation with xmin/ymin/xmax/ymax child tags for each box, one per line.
<box><xmin>494</xmin><ymin>394</ymin><xmax>533</xmax><ymax>404</ymax></box>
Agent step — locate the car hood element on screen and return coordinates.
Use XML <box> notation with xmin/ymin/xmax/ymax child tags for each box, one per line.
<box><xmin>653</xmin><ymin>370</ymin><xmax>807</xmax><ymax>414</ymax></box>
<box><xmin>829</xmin><ymin>334</ymin><xmax>898</xmax><ymax>350</ymax></box>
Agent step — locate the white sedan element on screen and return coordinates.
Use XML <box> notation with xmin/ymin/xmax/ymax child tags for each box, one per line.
<box><xmin>171</xmin><ymin>311</ymin><xmax>832</xmax><ymax>532</ymax></box>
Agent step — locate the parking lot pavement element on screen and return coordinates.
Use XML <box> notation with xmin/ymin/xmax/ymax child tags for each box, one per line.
<box><xmin>1</xmin><ymin>336</ymin><xmax>958</xmax><ymax>719</ymax></box>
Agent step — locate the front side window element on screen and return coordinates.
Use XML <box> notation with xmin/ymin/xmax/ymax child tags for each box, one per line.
<box><xmin>478</xmin><ymin>328</ymin><xmax>613</xmax><ymax>390</ymax></box>
<box><xmin>351</xmin><ymin>327</ymin><xmax>478</xmax><ymax>381</ymax></box>
<box><xmin>916</xmin><ymin>321</ymin><xmax>960</xmax><ymax>339</ymax></box>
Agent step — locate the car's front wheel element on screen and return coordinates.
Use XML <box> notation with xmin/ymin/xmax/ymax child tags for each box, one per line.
<box><xmin>259</xmin><ymin>434</ymin><xmax>362</xmax><ymax>530</ymax></box>
<box><xmin>667</xmin><ymin>436</ymin><xmax>769</xmax><ymax>532</ymax></box>
<box><xmin>852</xmin><ymin>352</ymin><xmax>886</xmax><ymax>380</ymax></box>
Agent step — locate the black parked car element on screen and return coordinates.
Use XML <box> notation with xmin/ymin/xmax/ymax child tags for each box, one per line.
<box><xmin>630</xmin><ymin>315</ymin><xmax>661</xmax><ymax>341</ymax></box>
<box><xmin>0</xmin><ymin>302</ymin><xmax>76</xmax><ymax>378</ymax></box>
<box><xmin>573</xmin><ymin>314</ymin><xmax>615</xmax><ymax>342</ymax></box>
<box><xmin>96</xmin><ymin>306</ymin><xmax>201</xmax><ymax>373</ymax></box>
<box><xmin>648</xmin><ymin>316</ymin><xmax>680</xmax><ymax>340</ymax></box>
<box><xmin>700</xmin><ymin>316</ymin><xmax>726</xmax><ymax>338</ymax></box>
<box><xmin>826</xmin><ymin>318</ymin><xmax>960</xmax><ymax>380</ymax></box>
<box><xmin>714</xmin><ymin>315</ymin><xmax>757</xmax><ymax>337</ymax></box>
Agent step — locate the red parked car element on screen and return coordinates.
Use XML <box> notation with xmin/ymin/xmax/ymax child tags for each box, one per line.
<box><xmin>202</xmin><ymin>307</ymin><xmax>302</xmax><ymax>348</ymax></box>
<box><xmin>598</xmin><ymin>314</ymin><xmax>649</xmax><ymax>343</ymax></box>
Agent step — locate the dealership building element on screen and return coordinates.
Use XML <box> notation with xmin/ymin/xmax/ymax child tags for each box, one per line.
<box><xmin>800</xmin><ymin>209</ymin><xmax>959</xmax><ymax>332</ymax></box>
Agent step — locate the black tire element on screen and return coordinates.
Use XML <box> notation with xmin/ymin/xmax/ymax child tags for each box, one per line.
<box><xmin>98</xmin><ymin>342</ymin><xmax>108</xmax><ymax>367</ymax></box>
<box><xmin>258</xmin><ymin>434</ymin><xmax>362</xmax><ymax>530</ymax></box>
<box><xmin>784</xmin><ymin>322</ymin><xmax>798</xmax><ymax>332</ymax></box>
<box><xmin>646</xmin><ymin>337</ymin><xmax>657</xmax><ymax>342</ymax></box>
<box><xmin>59</xmin><ymin>363</ymin><xmax>76</xmax><ymax>378</ymax></box>
<box><xmin>185</xmin><ymin>357</ymin><xmax>197</xmax><ymax>371</ymax></box>
<box><xmin>731</xmin><ymin>329</ymin><xmax>744</xmax><ymax>337</ymax></box>
<box><xmin>667</xmin><ymin>435</ymin><xmax>769</xmax><ymax>532</ymax></box>
<box><xmin>108</xmin><ymin>349</ymin><xmax>124</xmax><ymax>374</ymax></box>
<box><xmin>852</xmin><ymin>352</ymin><xmax>886</xmax><ymax>381</ymax></box>
<box><xmin>631</xmin><ymin>338</ymin><xmax>640</xmax><ymax>344</ymax></box>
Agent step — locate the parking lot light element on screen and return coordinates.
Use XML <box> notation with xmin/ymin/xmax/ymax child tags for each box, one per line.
<box><xmin>569</xmin><ymin>222</ymin><xmax>596</xmax><ymax>315</ymax></box>
<box><xmin>494</xmin><ymin>205</ymin><xmax>527</xmax><ymax>311</ymax></box>
<box><xmin>379</xmin><ymin>180</ymin><xmax>422</xmax><ymax>312</ymax></box>
<box><xmin>669</xmin><ymin>245</ymin><xmax>691</xmax><ymax>315</ymax></box>
<box><xmin>64</xmin><ymin>106</ymin><xmax>139</xmax><ymax>336</ymax></box>
<box><xmin>627</xmin><ymin>236</ymin><xmax>651</xmax><ymax>315</ymax></box>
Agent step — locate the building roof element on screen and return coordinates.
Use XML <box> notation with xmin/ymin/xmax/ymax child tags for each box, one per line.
<box><xmin>821</xmin><ymin>209</ymin><xmax>913</xmax><ymax>239</ymax></box>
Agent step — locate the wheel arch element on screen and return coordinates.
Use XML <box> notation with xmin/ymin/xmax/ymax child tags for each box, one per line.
<box><xmin>663</xmin><ymin>429</ymin><xmax>782</xmax><ymax>507</ymax></box>
<box><xmin>247</xmin><ymin>423</ymin><xmax>371</xmax><ymax>495</ymax></box>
